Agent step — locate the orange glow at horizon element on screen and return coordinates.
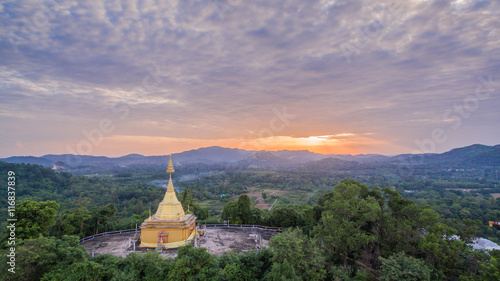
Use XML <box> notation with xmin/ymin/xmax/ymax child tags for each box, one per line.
<box><xmin>238</xmin><ymin>134</ymin><xmax>381</xmax><ymax>155</ymax></box>
<box><xmin>74</xmin><ymin>133</ymin><xmax>399</xmax><ymax>156</ymax></box>
<box><xmin>24</xmin><ymin>133</ymin><xmax>406</xmax><ymax>158</ymax></box>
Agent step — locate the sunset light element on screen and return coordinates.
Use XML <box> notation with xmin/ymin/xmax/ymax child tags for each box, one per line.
<box><xmin>0</xmin><ymin>0</ymin><xmax>498</xmax><ymax>158</ymax></box>
<box><xmin>1</xmin><ymin>2</ymin><xmax>498</xmax><ymax>278</ymax></box>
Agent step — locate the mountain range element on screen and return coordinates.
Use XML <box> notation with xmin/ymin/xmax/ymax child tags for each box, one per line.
<box><xmin>1</xmin><ymin>144</ymin><xmax>499</xmax><ymax>174</ymax></box>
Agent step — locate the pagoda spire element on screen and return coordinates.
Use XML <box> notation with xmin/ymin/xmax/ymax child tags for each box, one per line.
<box><xmin>165</xmin><ymin>155</ymin><xmax>176</xmax><ymax>196</ymax></box>
<box><xmin>167</xmin><ymin>155</ymin><xmax>175</xmax><ymax>174</ymax></box>
<box><xmin>153</xmin><ymin>155</ymin><xmax>185</xmax><ymax>220</ymax></box>
<box><xmin>166</xmin><ymin>173</ymin><xmax>176</xmax><ymax>195</ymax></box>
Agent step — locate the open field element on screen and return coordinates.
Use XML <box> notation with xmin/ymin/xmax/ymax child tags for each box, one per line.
<box><xmin>196</xmin><ymin>187</ymin><xmax>316</xmax><ymax>214</ymax></box>
<box><xmin>244</xmin><ymin>187</ymin><xmax>314</xmax><ymax>210</ymax></box>
<box><xmin>197</xmin><ymin>199</ymin><xmax>226</xmax><ymax>213</ymax></box>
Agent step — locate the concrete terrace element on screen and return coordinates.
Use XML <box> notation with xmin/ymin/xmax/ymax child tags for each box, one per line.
<box><xmin>80</xmin><ymin>225</ymin><xmax>281</xmax><ymax>258</ymax></box>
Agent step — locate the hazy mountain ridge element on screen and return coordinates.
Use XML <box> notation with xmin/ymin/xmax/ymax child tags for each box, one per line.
<box><xmin>325</xmin><ymin>153</ymin><xmax>390</xmax><ymax>163</ymax></box>
<box><xmin>386</xmin><ymin>144</ymin><xmax>500</xmax><ymax>167</ymax></box>
<box><xmin>2</xmin><ymin>156</ymin><xmax>54</xmax><ymax>166</ymax></box>
<box><xmin>1</xmin><ymin>144</ymin><xmax>499</xmax><ymax>173</ymax></box>
<box><xmin>237</xmin><ymin>151</ymin><xmax>288</xmax><ymax>169</ymax></box>
<box><xmin>302</xmin><ymin>157</ymin><xmax>359</xmax><ymax>171</ymax></box>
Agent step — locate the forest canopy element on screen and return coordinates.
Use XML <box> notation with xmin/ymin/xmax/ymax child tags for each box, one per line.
<box><xmin>1</xmin><ymin>162</ymin><xmax>499</xmax><ymax>280</ymax></box>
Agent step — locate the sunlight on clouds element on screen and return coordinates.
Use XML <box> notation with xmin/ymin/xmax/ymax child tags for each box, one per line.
<box><xmin>0</xmin><ymin>67</ymin><xmax>181</xmax><ymax>107</ymax></box>
<box><xmin>103</xmin><ymin>88</ymin><xmax>182</xmax><ymax>105</ymax></box>
<box><xmin>1</xmin><ymin>0</ymin><xmax>499</xmax><ymax>157</ymax></box>
<box><xmin>0</xmin><ymin>69</ymin><xmax>53</xmax><ymax>95</ymax></box>
<box><xmin>452</xmin><ymin>0</ymin><xmax>475</xmax><ymax>11</ymax></box>
<box><xmin>238</xmin><ymin>133</ymin><xmax>398</xmax><ymax>155</ymax></box>
<box><xmin>64</xmin><ymin>133</ymin><xmax>401</xmax><ymax>157</ymax></box>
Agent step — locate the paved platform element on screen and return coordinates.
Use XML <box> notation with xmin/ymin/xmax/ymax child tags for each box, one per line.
<box><xmin>80</xmin><ymin>227</ymin><xmax>279</xmax><ymax>258</ymax></box>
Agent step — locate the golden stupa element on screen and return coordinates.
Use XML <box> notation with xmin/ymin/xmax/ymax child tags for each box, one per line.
<box><xmin>140</xmin><ymin>156</ymin><xmax>196</xmax><ymax>248</ymax></box>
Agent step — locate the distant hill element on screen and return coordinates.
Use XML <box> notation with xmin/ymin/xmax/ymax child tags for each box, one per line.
<box><xmin>466</xmin><ymin>145</ymin><xmax>500</xmax><ymax>166</ymax></box>
<box><xmin>302</xmin><ymin>157</ymin><xmax>359</xmax><ymax>171</ymax></box>
<box><xmin>1</xmin><ymin>156</ymin><xmax>53</xmax><ymax>167</ymax></box>
<box><xmin>428</xmin><ymin>144</ymin><xmax>500</xmax><ymax>167</ymax></box>
<box><xmin>237</xmin><ymin>151</ymin><xmax>287</xmax><ymax>169</ymax></box>
<box><xmin>174</xmin><ymin>146</ymin><xmax>253</xmax><ymax>164</ymax></box>
<box><xmin>386</xmin><ymin>144</ymin><xmax>500</xmax><ymax>167</ymax></box>
<box><xmin>327</xmin><ymin>153</ymin><xmax>390</xmax><ymax>163</ymax></box>
<box><xmin>271</xmin><ymin>150</ymin><xmax>325</xmax><ymax>163</ymax></box>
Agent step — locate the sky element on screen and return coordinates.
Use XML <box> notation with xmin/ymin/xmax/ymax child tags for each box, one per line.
<box><xmin>0</xmin><ymin>0</ymin><xmax>499</xmax><ymax>158</ymax></box>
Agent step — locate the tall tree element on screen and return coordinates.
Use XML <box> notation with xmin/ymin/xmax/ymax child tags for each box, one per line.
<box><xmin>221</xmin><ymin>194</ymin><xmax>255</xmax><ymax>224</ymax></box>
<box><xmin>313</xmin><ymin>180</ymin><xmax>382</xmax><ymax>266</ymax></box>
<box><xmin>268</xmin><ymin>228</ymin><xmax>326</xmax><ymax>280</ymax></box>
<box><xmin>237</xmin><ymin>195</ymin><xmax>252</xmax><ymax>224</ymax></box>
<box><xmin>265</xmin><ymin>206</ymin><xmax>305</xmax><ymax>228</ymax></box>
<box><xmin>13</xmin><ymin>200</ymin><xmax>60</xmax><ymax>240</ymax></box>
<box><xmin>0</xmin><ymin>235</ymin><xmax>89</xmax><ymax>281</ymax></box>
<box><xmin>221</xmin><ymin>201</ymin><xmax>240</xmax><ymax>224</ymax></box>
<box><xmin>168</xmin><ymin>244</ymin><xmax>218</xmax><ymax>280</ymax></box>
<box><xmin>379</xmin><ymin>252</ymin><xmax>431</xmax><ymax>281</ymax></box>
<box><xmin>90</xmin><ymin>203</ymin><xmax>117</xmax><ymax>235</ymax></box>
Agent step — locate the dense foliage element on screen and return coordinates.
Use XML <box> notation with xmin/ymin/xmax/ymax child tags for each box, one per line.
<box><xmin>1</xmin><ymin>162</ymin><xmax>500</xmax><ymax>280</ymax></box>
<box><xmin>402</xmin><ymin>187</ymin><xmax>500</xmax><ymax>244</ymax></box>
<box><xmin>0</xmin><ymin>162</ymin><xmax>208</xmax><ymax>238</ymax></box>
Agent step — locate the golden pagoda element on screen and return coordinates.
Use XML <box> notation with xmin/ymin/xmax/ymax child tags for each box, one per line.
<box><xmin>140</xmin><ymin>156</ymin><xmax>196</xmax><ymax>248</ymax></box>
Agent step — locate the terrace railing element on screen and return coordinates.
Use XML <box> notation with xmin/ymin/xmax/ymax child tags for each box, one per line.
<box><xmin>79</xmin><ymin>224</ymin><xmax>282</xmax><ymax>244</ymax></box>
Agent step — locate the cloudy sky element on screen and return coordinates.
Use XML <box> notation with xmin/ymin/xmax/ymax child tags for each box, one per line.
<box><xmin>0</xmin><ymin>0</ymin><xmax>499</xmax><ymax>157</ymax></box>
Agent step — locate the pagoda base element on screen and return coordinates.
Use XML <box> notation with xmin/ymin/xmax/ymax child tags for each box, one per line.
<box><xmin>139</xmin><ymin>214</ymin><xmax>196</xmax><ymax>248</ymax></box>
<box><xmin>140</xmin><ymin>230</ymin><xmax>196</xmax><ymax>248</ymax></box>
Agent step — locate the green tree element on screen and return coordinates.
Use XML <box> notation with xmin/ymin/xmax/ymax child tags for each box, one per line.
<box><xmin>180</xmin><ymin>189</ymin><xmax>209</xmax><ymax>220</ymax></box>
<box><xmin>168</xmin><ymin>244</ymin><xmax>218</xmax><ymax>280</ymax></box>
<box><xmin>379</xmin><ymin>252</ymin><xmax>431</xmax><ymax>281</ymax></box>
<box><xmin>218</xmin><ymin>262</ymin><xmax>247</xmax><ymax>281</ymax></box>
<box><xmin>118</xmin><ymin>251</ymin><xmax>172</xmax><ymax>281</ymax></box>
<box><xmin>221</xmin><ymin>195</ymin><xmax>256</xmax><ymax>224</ymax></box>
<box><xmin>221</xmin><ymin>201</ymin><xmax>240</xmax><ymax>224</ymax></box>
<box><xmin>268</xmin><ymin>228</ymin><xmax>326</xmax><ymax>280</ymax></box>
<box><xmin>265</xmin><ymin>206</ymin><xmax>305</xmax><ymax>228</ymax></box>
<box><xmin>476</xmin><ymin>253</ymin><xmax>500</xmax><ymax>281</ymax></box>
<box><xmin>40</xmin><ymin>260</ymin><xmax>109</xmax><ymax>281</ymax></box>
<box><xmin>13</xmin><ymin>200</ymin><xmax>60</xmax><ymax>240</ymax></box>
<box><xmin>313</xmin><ymin>180</ymin><xmax>382</xmax><ymax>266</ymax></box>
<box><xmin>192</xmin><ymin>204</ymin><xmax>209</xmax><ymax>220</ymax></box>
<box><xmin>459</xmin><ymin>251</ymin><xmax>495</xmax><ymax>281</ymax></box>
<box><xmin>181</xmin><ymin>188</ymin><xmax>195</xmax><ymax>208</ymax></box>
<box><xmin>250</xmin><ymin>208</ymin><xmax>264</xmax><ymax>225</ymax></box>
<box><xmin>0</xmin><ymin>235</ymin><xmax>89</xmax><ymax>281</ymax></box>
<box><xmin>417</xmin><ymin>220</ymin><xmax>470</xmax><ymax>277</ymax></box>
<box><xmin>56</xmin><ymin>201</ymin><xmax>92</xmax><ymax>237</ymax></box>
<box><xmin>217</xmin><ymin>248</ymin><xmax>273</xmax><ymax>281</ymax></box>
<box><xmin>90</xmin><ymin>203</ymin><xmax>117</xmax><ymax>235</ymax></box>
<box><xmin>265</xmin><ymin>259</ymin><xmax>301</xmax><ymax>281</ymax></box>
<box><xmin>379</xmin><ymin>188</ymin><xmax>441</xmax><ymax>257</ymax></box>
<box><xmin>237</xmin><ymin>195</ymin><xmax>252</xmax><ymax>224</ymax></box>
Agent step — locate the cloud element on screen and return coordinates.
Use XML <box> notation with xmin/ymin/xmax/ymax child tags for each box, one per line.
<box><xmin>0</xmin><ymin>0</ymin><xmax>499</xmax><ymax>157</ymax></box>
